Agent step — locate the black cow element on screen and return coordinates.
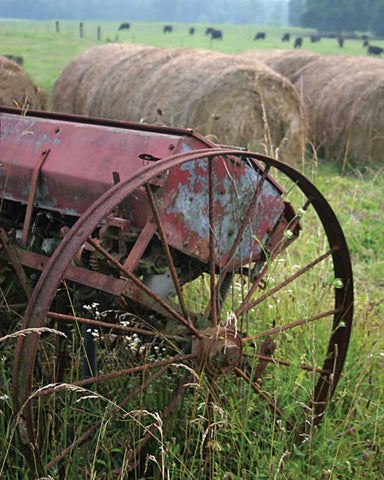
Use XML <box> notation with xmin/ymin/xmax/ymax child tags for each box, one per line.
<box><xmin>210</xmin><ymin>29</ymin><xmax>223</xmax><ymax>40</ymax></box>
<box><xmin>3</xmin><ymin>54</ymin><xmax>24</xmax><ymax>66</ymax></box>
<box><xmin>189</xmin><ymin>27</ymin><xmax>195</xmax><ymax>35</ymax></box>
<box><xmin>118</xmin><ymin>22</ymin><xmax>130</xmax><ymax>30</ymax></box>
<box><xmin>294</xmin><ymin>37</ymin><xmax>303</xmax><ymax>48</ymax></box>
<box><xmin>368</xmin><ymin>45</ymin><xmax>383</xmax><ymax>56</ymax></box>
<box><xmin>163</xmin><ymin>25</ymin><xmax>173</xmax><ymax>33</ymax></box>
<box><xmin>338</xmin><ymin>37</ymin><xmax>344</xmax><ymax>47</ymax></box>
<box><xmin>281</xmin><ymin>33</ymin><xmax>290</xmax><ymax>42</ymax></box>
<box><xmin>310</xmin><ymin>34</ymin><xmax>320</xmax><ymax>43</ymax></box>
<box><xmin>254</xmin><ymin>32</ymin><xmax>266</xmax><ymax>40</ymax></box>
<box><xmin>205</xmin><ymin>27</ymin><xmax>214</xmax><ymax>35</ymax></box>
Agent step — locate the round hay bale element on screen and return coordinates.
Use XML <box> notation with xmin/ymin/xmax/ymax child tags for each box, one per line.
<box><xmin>238</xmin><ymin>49</ymin><xmax>321</xmax><ymax>81</ymax></box>
<box><xmin>291</xmin><ymin>55</ymin><xmax>384</xmax><ymax>165</ymax></box>
<box><xmin>0</xmin><ymin>55</ymin><xmax>47</xmax><ymax>109</ymax></box>
<box><xmin>52</xmin><ymin>44</ymin><xmax>308</xmax><ymax>164</ymax></box>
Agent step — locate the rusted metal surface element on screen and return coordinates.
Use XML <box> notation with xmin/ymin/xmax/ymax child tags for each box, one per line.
<box><xmin>161</xmin><ymin>156</ymin><xmax>285</xmax><ymax>268</ymax></box>
<box><xmin>192</xmin><ymin>327</ymin><xmax>243</xmax><ymax>375</ymax></box>
<box><xmin>21</xmin><ymin>148</ymin><xmax>50</xmax><ymax>246</ymax></box>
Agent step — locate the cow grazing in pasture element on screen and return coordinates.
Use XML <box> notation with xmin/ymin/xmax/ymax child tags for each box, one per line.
<box><xmin>163</xmin><ymin>25</ymin><xmax>173</xmax><ymax>33</ymax></box>
<box><xmin>189</xmin><ymin>27</ymin><xmax>195</xmax><ymax>35</ymax></box>
<box><xmin>205</xmin><ymin>27</ymin><xmax>214</xmax><ymax>35</ymax></box>
<box><xmin>254</xmin><ymin>32</ymin><xmax>266</xmax><ymax>40</ymax></box>
<box><xmin>338</xmin><ymin>37</ymin><xmax>344</xmax><ymax>47</ymax></box>
<box><xmin>294</xmin><ymin>37</ymin><xmax>303</xmax><ymax>48</ymax></box>
<box><xmin>310</xmin><ymin>35</ymin><xmax>320</xmax><ymax>43</ymax></box>
<box><xmin>367</xmin><ymin>45</ymin><xmax>383</xmax><ymax>56</ymax></box>
<box><xmin>282</xmin><ymin>33</ymin><xmax>290</xmax><ymax>42</ymax></box>
<box><xmin>118</xmin><ymin>22</ymin><xmax>130</xmax><ymax>31</ymax></box>
<box><xmin>210</xmin><ymin>29</ymin><xmax>223</xmax><ymax>40</ymax></box>
<box><xmin>3</xmin><ymin>54</ymin><xmax>24</xmax><ymax>66</ymax></box>
<box><xmin>321</xmin><ymin>32</ymin><xmax>337</xmax><ymax>38</ymax></box>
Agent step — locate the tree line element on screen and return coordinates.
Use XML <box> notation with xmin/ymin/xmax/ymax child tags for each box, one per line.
<box><xmin>0</xmin><ymin>0</ymin><xmax>288</xmax><ymax>26</ymax></box>
<box><xmin>296</xmin><ymin>0</ymin><xmax>384</xmax><ymax>36</ymax></box>
<box><xmin>1</xmin><ymin>0</ymin><xmax>383</xmax><ymax>35</ymax></box>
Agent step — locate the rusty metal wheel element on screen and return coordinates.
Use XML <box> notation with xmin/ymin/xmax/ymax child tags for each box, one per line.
<box><xmin>12</xmin><ymin>149</ymin><xmax>353</xmax><ymax>477</ymax></box>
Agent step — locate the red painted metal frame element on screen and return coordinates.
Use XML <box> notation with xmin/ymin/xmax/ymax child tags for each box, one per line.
<box><xmin>1</xmin><ymin>108</ymin><xmax>287</xmax><ymax>270</ymax></box>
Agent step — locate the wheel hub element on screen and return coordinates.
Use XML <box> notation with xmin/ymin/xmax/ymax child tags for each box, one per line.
<box><xmin>192</xmin><ymin>327</ymin><xmax>243</xmax><ymax>375</ymax></box>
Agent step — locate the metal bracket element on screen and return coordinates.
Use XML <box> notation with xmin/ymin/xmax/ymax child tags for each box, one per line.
<box><xmin>21</xmin><ymin>148</ymin><xmax>50</xmax><ymax>247</ymax></box>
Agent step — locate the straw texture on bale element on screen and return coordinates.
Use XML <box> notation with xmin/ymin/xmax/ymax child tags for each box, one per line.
<box><xmin>290</xmin><ymin>55</ymin><xmax>384</xmax><ymax>165</ymax></box>
<box><xmin>238</xmin><ymin>49</ymin><xmax>321</xmax><ymax>81</ymax></box>
<box><xmin>0</xmin><ymin>55</ymin><xmax>47</xmax><ymax>109</ymax></box>
<box><xmin>53</xmin><ymin>44</ymin><xmax>308</xmax><ymax>163</ymax></box>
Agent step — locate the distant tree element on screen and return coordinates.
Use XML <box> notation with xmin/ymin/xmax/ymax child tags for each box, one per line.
<box><xmin>370</xmin><ymin>0</ymin><xmax>384</xmax><ymax>35</ymax></box>
<box><xmin>288</xmin><ymin>0</ymin><xmax>304</xmax><ymax>26</ymax></box>
<box><xmin>301</xmin><ymin>0</ymin><xmax>378</xmax><ymax>33</ymax></box>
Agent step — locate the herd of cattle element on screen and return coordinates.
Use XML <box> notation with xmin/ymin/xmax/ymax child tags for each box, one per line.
<box><xmin>116</xmin><ymin>22</ymin><xmax>383</xmax><ymax>55</ymax></box>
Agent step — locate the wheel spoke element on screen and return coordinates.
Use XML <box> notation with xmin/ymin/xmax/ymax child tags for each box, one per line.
<box><xmin>242</xmin><ymin>352</ymin><xmax>331</xmax><ymax>375</ymax></box>
<box><xmin>47</xmin><ymin>311</ymin><xmax>159</xmax><ymax>337</ymax></box>
<box><xmin>242</xmin><ymin>308</ymin><xmax>339</xmax><ymax>342</ymax></box>
<box><xmin>234</xmin><ymin>367</ymin><xmax>296</xmax><ymax>430</ymax></box>
<box><xmin>236</xmin><ymin>248</ymin><xmax>336</xmax><ymax>317</ymax></box>
<box><xmin>234</xmin><ymin>198</ymin><xmax>311</xmax><ymax>316</ymax></box>
<box><xmin>209</xmin><ymin>157</ymin><xmax>218</xmax><ymax>327</ymax></box>
<box><xmin>144</xmin><ymin>183</ymin><xmax>189</xmax><ymax>319</ymax></box>
<box><xmin>125</xmin><ymin>375</ymin><xmax>190</xmax><ymax>473</ymax></box>
<box><xmin>34</xmin><ymin>354</ymin><xmax>195</xmax><ymax>393</ymax></box>
<box><xmin>221</xmin><ymin>164</ymin><xmax>271</xmax><ymax>277</ymax></box>
<box><xmin>45</xmin><ymin>366</ymin><xmax>170</xmax><ymax>470</ymax></box>
<box><xmin>86</xmin><ymin>236</ymin><xmax>202</xmax><ymax>338</ymax></box>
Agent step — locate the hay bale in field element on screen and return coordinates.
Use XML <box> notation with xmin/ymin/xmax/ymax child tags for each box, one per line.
<box><xmin>0</xmin><ymin>55</ymin><xmax>47</xmax><ymax>109</ymax></box>
<box><xmin>290</xmin><ymin>55</ymin><xmax>384</xmax><ymax>165</ymax></box>
<box><xmin>52</xmin><ymin>44</ymin><xmax>308</xmax><ymax>163</ymax></box>
<box><xmin>238</xmin><ymin>49</ymin><xmax>321</xmax><ymax>80</ymax></box>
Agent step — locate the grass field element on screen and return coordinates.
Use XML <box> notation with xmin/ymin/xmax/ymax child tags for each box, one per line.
<box><xmin>0</xmin><ymin>19</ymin><xmax>384</xmax><ymax>480</ymax></box>
<box><xmin>1</xmin><ymin>19</ymin><xmax>383</xmax><ymax>98</ymax></box>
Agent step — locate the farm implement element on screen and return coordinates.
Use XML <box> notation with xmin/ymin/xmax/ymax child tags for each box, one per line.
<box><xmin>0</xmin><ymin>107</ymin><xmax>353</xmax><ymax>477</ymax></box>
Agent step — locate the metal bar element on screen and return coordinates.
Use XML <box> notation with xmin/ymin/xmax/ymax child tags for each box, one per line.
<box><xmin>122</xmin><ymin>219</ymin><xmax>157</xmax><ymax>272</ymax></box>
<box><xmin>35</xmin><ymin>353</ymin><xmax>195</xmax><ymax>393</ymax></box>
<box><xmin>16</xmin><ymin>248</ymin><xmax>127</xmax><ymax>296</ymax></box>
<box><xmin>235</xmin><ymin>366</ymin><xmax>295</xmax><ymax>430</ymax></box>
<box><xmin>241</xmin><ymin>308</ymin><xmax>339</xmax><ymax>342</ymax></box>
<box><xmin>45</xmin><ymin>366</ymin><xmax>169</xmax><ymax>470</ymax></box>
<box><xmin>221</xmin><ymin>164</ymin><xmax>271</xmax><ymax>277</ymax></box>
<box><xmin>236</xmin><ymin>247</ymin><xmax>335</xmax><ymax>317</ymax></box>
<box><xmin>242</xmin><ymin>352</ymin><xmax>331</xmax><ymax>374</ymax></box>
<box><xmin>0</xmin><ymin>229</ymin><xmax>32</xmax><ymax>298</ymax></box>
<box><xmin>87</xmin><ymin>236</ymin><xmax>203</xmax><ymax>338</ymax></box>
<box><xmin>126</xmin><ymin>375</ymin><xmax>189</xmax><ymax>473</ymax></box>
<box><xmin>208</xmin><ymin>158</ymin><xmax>218</xmax><ymax>327</ymax></box>
<box><xmin>47</xmin><ymin>311</ymin><xmax>158</xmax><ymax>337</ymax></box>
<box><xmin>21</xmin><ymin>149</ymin><xmax>50</xmax><ymax>247</ymax></box>
<box><xmin>235</xmin><ymin>198</ymin><xmax>311</xmax><ymax>317</ymax></box>
<box><xmin>145</xmin><ymin>184</ymin><xmax>189</xmax><ymax>319</ymax></box>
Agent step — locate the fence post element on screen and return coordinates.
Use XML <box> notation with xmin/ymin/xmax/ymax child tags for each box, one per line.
<box><xmin>55</xmin><ymin>20</ymin><xmax>60</xmax><ymax>34</ymax></box>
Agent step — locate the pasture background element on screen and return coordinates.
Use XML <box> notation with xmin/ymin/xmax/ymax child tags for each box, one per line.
<box><xmin>0</xmin><ymin>18</ymin><xmax>383</xmax><ymax>479</ymax></box>
<box><xmin>1</xmin><ymin>19</ymin><xmax>383</xmax><ymax>99</ymax></box>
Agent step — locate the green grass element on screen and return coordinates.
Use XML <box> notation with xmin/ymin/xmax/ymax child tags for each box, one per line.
<box><xmin>1</xmin><ymin>19</ymin><xmax>384</xmax><ymax>480</ymax></box>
